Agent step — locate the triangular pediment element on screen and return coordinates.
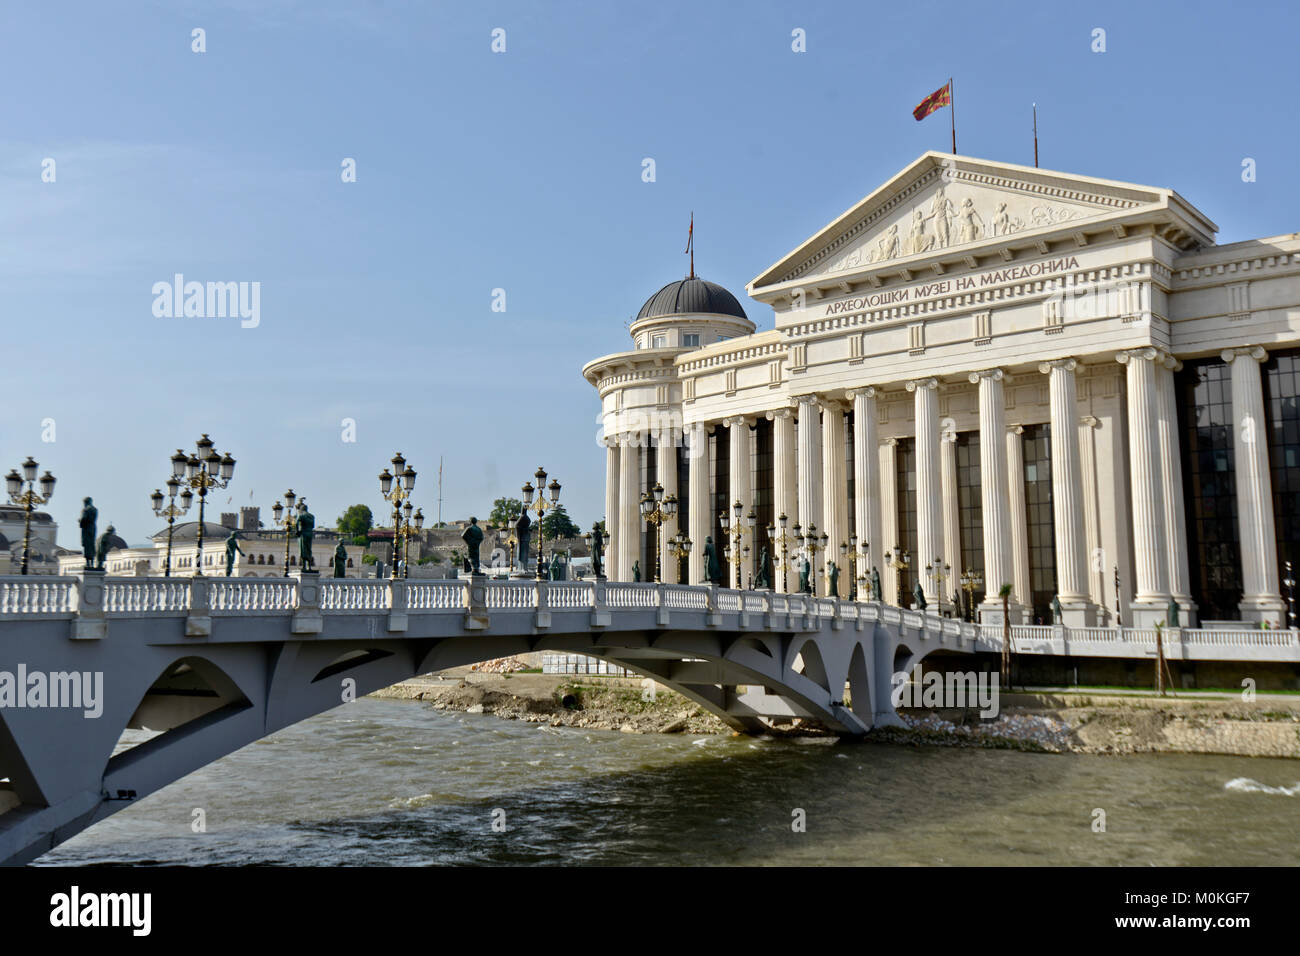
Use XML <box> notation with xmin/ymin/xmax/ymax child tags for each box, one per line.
<box><xmin>750</xmin><ymin>153</ymin><xmax>1217</xmax><ymax>294</ymax></box>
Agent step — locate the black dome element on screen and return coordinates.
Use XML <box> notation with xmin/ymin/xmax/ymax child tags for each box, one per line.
<box><xmin>636</xmin><ymin>277</ymin><xmax>748</xmax><ymax>321</ymax></box>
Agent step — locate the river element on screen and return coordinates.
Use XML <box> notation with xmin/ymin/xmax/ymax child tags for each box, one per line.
<box><xmin>36</xmin><ymin>697</ymin><xmax>1299</xmax><ymax>866</ymax></box>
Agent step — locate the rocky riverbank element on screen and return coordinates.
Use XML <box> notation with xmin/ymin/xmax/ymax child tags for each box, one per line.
<box><xmin>370</xmin><ymin>673</ymin><xmax>1300</xmax><ymax>757</ymax></box>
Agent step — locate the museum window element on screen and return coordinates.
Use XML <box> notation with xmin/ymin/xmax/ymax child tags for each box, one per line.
<box><xmin>651</xmin><ymin>333</ymin><xmax>667</xmax><ymax>349</ymax></box>
<box><xmin>1177</xmin><ymin>359</ymin><xmax>1242</xmax><ymax>621</ymax></box>
<box><xmin>710</xmin><ymin>425</ymin><xmax>729</xmax><ymax>584</ymax></box>
<box><xmin>955</xmin><ymin>431</ymin><xmax>985</xmax><ymax>613</ymax></box>
<box><xmin>752</xmin><ymin>419</ymin><xmax>773</xmax><ymax>588</ymax></box>
<box><xmin>895</xmin><ymin>438</ymin><xmax>917</xmax><ymax>604</ymax></box>
<box><xmin>1021</xmin><ymin>423</ymin><xmax>1056</xmax><ymax>624</ymax></box>
<box><xmin>642</xmin><ymin>437</ymin><xmax>657</xmax><ymax>581</ymax></box>
<box><xmin>675</xmin><ymin>438</ymin><xmax>690</xmax><ymax>581</ymax></box>
<box><xmin>1263</xmin><ymin>348</ymin><xmax>1300</xmax><ymax>588</ymax></box>
<box><xmin>682</xmin><ymin>333</ymin><xmax>700</xmax><ymax>348</ymax></box>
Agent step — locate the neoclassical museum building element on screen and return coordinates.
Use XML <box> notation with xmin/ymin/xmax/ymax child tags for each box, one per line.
<box><xmin>583</xmin><ymin>153</ymin><xmax>1300</xmax><ymax>628</ymax></box>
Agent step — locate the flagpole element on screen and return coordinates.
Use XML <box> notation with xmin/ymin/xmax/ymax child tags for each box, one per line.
<box><xmin>949</xmin><ymin>77</ymin><xmax>956</xmax><ymax>154</ymax></box>
<box><xmin>1033</xmin><ymin>103</ymin><xmax>1039</xmax><ymax>168</ymax></box>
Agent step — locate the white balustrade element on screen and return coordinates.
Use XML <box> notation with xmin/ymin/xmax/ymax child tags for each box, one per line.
<box><xmin>606</xmin><ymin>583</ymin><xmax>658</xmax><ymax>608</ymax></box>
<box><xmin>484</xmin><ymin>581</ymin><xmax>538</xmax><ymax>610</ymax></box>
<box><xmin>322</xmin><ymin>580</ymin><xmax>391</xmax><ymax>612</ymax></box>
<box><xmin>104</xmin><ymin>578</ymin><xmax>190</xmax><ymax>615</ymax></box>
<box><xmin>209</xmin><ymin>578</ymin><xmax>296</xmax><ymax>613</ymax></box>
<box><xmin>0</xmin><ymin>577</ymin><xmax>76</xmax><ymax>616</ymax></box>
<box><xmin>547</xmin><ymin>582</ymin><xmax>594</xmax><ymax>609</ymax></box>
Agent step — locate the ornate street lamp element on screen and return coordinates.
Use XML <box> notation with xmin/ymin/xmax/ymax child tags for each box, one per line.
<box><xmin>173</xmin><ymin>435</ymin><xmax>235</xmax><ymax>577</ymax></box>
<box><xmin>6</xmin><ymin>457</ymin><xmax>56</xmax><ymax>575</ymax></box>
<box><xmin>840</xmin><ymin>533</ymin><xmax>866</xmax><ymax>600</ymax></box>
<box><xmin>638</xmin><ymin>481</ymin><xmax>678</xmax><ymax>583</ymax></box>
<box><xmin>798</xmin><ymin>523</ymin><xmax>828</xmax><ymax>595</ymax></box>
<box><xmin>1284</xmin><ymin>560</ymin><xmax>1296</xmax><ymax>630</ymax></box>
<box><xmin>1113</xmin><ymin>564</ymin><xmax>1123</xmax><ymax>627</ymax></box>
<box><xmin>150</xmin><ymin>477</ymin><xmax>193</xmax><ymax>576</ymax></box>
<box><xmin>666</xmin><ymin>530</ymin><xmax>692</xmax><ymax>582</ymax></box>
<box><xmin>885</xmin><ymin>545</ymin><xmax>911</xmax><ymax>606</ymax></box>
<box><xmin>521</xmin><ymin>466</ymin><xmax>560</xmax><ymax>582</ymax></box>
<box><xmin>378</xmin><ymin>453</ymin><xmax>417</xmax><ymax>580</ymax></box>
<box><xmin>271</xmin><ymin>490</ymin><xmax>302</xmax><ymax>577</ymax></box>
<box><xmin>767</xmin><ymin>513</ymin><xmax>796</xmax><ymax>592</ymax></box>
<box><xmin>403</xmin><ymin>506</ymin><xmax>425</xmax><ymax>576</ymax></box>
<box><xmin>961</xmin><ymin>568</ymin><xmax>984</xmax><ymax>623</ymax></box>
<box><xmin>925</xmin><ymin>558</ymin><xmax>951</xmax><ymax>616</ymax></box>
<box><xmin>719</xmin><ymin>500</ymin><xmax>755</xmax><ymax>589</ymax></box>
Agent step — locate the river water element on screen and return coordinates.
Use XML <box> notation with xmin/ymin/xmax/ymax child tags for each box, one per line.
<box><xmin>37</xmin><ymin>697</ymin><xmax>1299</xmax><ymax>866</ymax></box>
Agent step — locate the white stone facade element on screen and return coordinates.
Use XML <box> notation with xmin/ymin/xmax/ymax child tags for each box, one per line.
<box><xmin>585</xmin><ymin>153</ymin><xmax>1300</xmax><ymax>628</ymax></box>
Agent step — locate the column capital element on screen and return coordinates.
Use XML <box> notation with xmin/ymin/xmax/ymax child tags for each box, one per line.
<box><xmin>722</xmin><ymin>415</ymin><xmax>752</xmax><ymax>428</ymax></box>
<box><xmin>1116</xmin><ymin>346</ymin><xmax>1179</xmax><ymax>367</ymax></box>
<box><xmin>792</xmin><ymin>392</ymin><xmax>821</xmax><ymax>408</ymax></box>
<box><xmin>968</xmin><ymin>368</ymin><xmax>1005</xmax><ymax>384</ymax></box>
<box><xmin>1038</xmin><ymin>357</ymin><xmax>1079</xmax><ymax>374</ymax></box>
<box><xmin>941</xmin><ymin>430</ymin><xmax>958</xmax><ymax>444</ymax></box>
<box><xmin>845</xmin><ymin>386</ymin><xmax>878</xmax><ymax>400</ymax></box>
<box><xmin>766</xmin><ymin>407</ymin><xmax>794</xmax><ymax>421</ymax></box>
<box><xmin>1079</xmin><ymin>415</ymin><xmax>1100</xmax><ymax>428</ymax></box>
<box><xmin>882</xmin><ymin>436</ymin><xmax>899</xmax><ymax>447</ymax></box>
<box><xmin>816</xmin><ymin>396</ymin><xmax>847</xmax><ymax>413</ymax></box>
<box><xmin>905</xmin><ymin>377</ymin><xmax>939</xmax><ymax>393</ymax></box>
<box><xmin>1007</xmin><ymin>423</ymin><xmax>1025</xmax><ymax>435</ymax></box>
<box><xmin>1220</xmin><ymin>345</ymin><xmax>1267</xmax><ymax>365</ymax></box>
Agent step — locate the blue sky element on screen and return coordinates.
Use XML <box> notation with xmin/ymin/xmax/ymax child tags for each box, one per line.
<box><xmin>2</xmin><ymin>0</ymin><xmax>1297</xmax><ymax>544</ymax></box>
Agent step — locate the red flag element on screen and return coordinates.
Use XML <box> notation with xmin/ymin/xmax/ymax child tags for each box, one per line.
<box><xmin>912</xmin><ymin>82</ymin><xmax>951</xmax><ymax>121</ymax></box>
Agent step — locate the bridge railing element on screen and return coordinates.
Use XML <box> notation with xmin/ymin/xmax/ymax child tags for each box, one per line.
<box><xmin>0</xmin><ymin>576</ymin><xmax>77</xmax><ymax>618</ymax></box>
<box><xmin>104</xmin><ymin>578</ymin><xmax>190</xmax><ymax>615</ymax></box>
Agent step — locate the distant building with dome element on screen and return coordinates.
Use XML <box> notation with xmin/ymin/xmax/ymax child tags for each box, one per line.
<box><xmin>585</xmin><ymin>152</ymin><xmax>1300</xmax><ymax>629</ymax></box>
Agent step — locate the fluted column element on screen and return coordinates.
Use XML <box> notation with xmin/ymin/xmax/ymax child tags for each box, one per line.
<box><xmin>848</xmin><ymin>387</ymin><xmax>882</xmax><ymax>588</ymax></box>
<box><xmin>604</xmin><ymin>438</ymin><xmax>620</xmax><ymax>580</ymax></box>
<box><xmin>617</xmin><ymin>433</ymin><xmax>641</xmax><ymax>582</ymax></box>
<box><xmin>970</xmin><ymin>369</ymin><xmax>1017</xmax><ymax>621</ymax></box>
<box><xmin>687</xmin><ymin>422</ymin><xmax>710</xmax><ymax>584</ymax></box>
<box><xmin>768</xmin><ymin>408</ymin><xmax>798</xmax><ymax>592</ymax></box>
<box><xmin>1040</xmin><ymin>358</ymin><xmax>1096</xmax><ymax>623</ymax></box>
<box><xmin>907</xmin><ymin>377</ymin><xmax>942</xmax><ymax>606</ymax></box>
<box><xmin>796</xmin><ymin>395</ymin><xmax>823</xmax><ymax>594</ymax></box>
<box><xmin>657</xmin><ymin>436</ymin><xmax>679</xmax><ymax>584</ymax></box>
<box><xmin>940</xmin><ymin>429</ymin><xmax>962</xmax><ymax>612</ymax></box>
<box><xmin>1222</xmin><ymin>346</ymin><xmax>1286</xmax><ymax>624</ymax></box>
<box><xmin>1006</xmin><ymin>425</ymin><xmax>1032</xmax><ymax>610</ymax></box>
<box><xmin>1078</xmin><ymin>416</ymin><xmax>1105</xmax><ymax>609</ymax></box>
<box><xmin>880</xmin><ymin>438</ymin><xmax>899</xmax><ymax>604</ymax></box>
<box><xmin>1155</xmin><ymin>356</ymin><xmax>1196</xmax><ymax>621</ymax></box>
<box><xmin>727</xmin><ymin>416</ymin><xmax>753</xmax><ymax>588</ymax></box>
<box><xmin>821</xmin><ymin>400</ymin><xmax>848</xmax><ymax>597</ymax></box>
<box><xmin>1116</xmin><ymin>348</ymin><xmax>1169</xmax><ymax>623</ymax></box>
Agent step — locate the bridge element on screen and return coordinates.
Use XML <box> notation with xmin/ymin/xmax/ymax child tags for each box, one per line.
<box><xmin>1</xmin><ymin>572</ymin><xmax>1296</xmax><ymax>865</ymax></box>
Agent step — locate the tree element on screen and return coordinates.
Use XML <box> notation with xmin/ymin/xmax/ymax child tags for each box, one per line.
<box><xmin>337</xmin><ymin>504</ymin><xmax>373</xmax><ymax>540</ymax></box>
<box><xmin>489</xmin><ymin>497</ymin><xmax>523</xmax><ymax>529</ymax></box>
<box><xmin>541</xmin><ymin>503</ymin><xmax>580</xmax><ymax>540</ymax></box>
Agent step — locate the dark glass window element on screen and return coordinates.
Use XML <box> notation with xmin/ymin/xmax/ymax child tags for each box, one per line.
<box><xmin>895</xmin><ymin>438</ymin><xmax>917</xmax><ymax>604</ymax></box>
<box><xmin>1022</xmin><ymin>423</ymin><xmax>1056</xmax><ymax>624</ymax></box>
<box><xmin>956</xmin><ymin>431</ymin><xmax>985</xmax><ymax>616</ymax></box>
<box><xmin>752</xmin><ymin>419</ymin><xmax>774</xmax><ymax>588</ymax></box>
<box><xmin>1264</xmin><ymin>349</ymin><xmax>1300</xmax><ymax>589</ymax></box>
<box><xmin>845</xmin><ymin>410</ymin><xmax>856</xmax><ymax>536</ymax></box>
<box><xmin>642</xmin><ymin>438</ymin><xmax>657</xmax><ymax>581</ymax></box>
<box><xmin>1177</xmin><ymin>360</ymin><xmax>1242</xmax><ymax>620</ymax></box>
<box><xmin>675</xmin><ymin>438</ymin><xmax>690</xmax><ymax>582</ymax></box>
<box><xmin>710</xmin><ymin>426</ymin><xmax>729</xmax><ymax>584</ymax></box>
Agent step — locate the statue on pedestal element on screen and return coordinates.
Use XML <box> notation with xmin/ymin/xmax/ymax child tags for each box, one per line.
<box><xmin>590</xmin><ymin>523</ymin><xmax>605</xmax><ymax>578</ymax></box>
<box><xmin>461</xmin><ymin>517</ymin><xmax>484</xmax><ymax>574</ymax></box>
<box><xmin>332</xmin><ymin>541</ymin><xmax>348</xmax><ymax>578</ymax></box>
<box><xmin>912</xmin><ymin>579</ymin><xmax>927</xmax><ymax>611</ymax></box>
<box><xmin>1051</xmin><ymin>594</ymin><xmax>1063</xmax><ymax>625</ymax></box>
<box><xmin>1166</xmin><ymin>599</ymin><xmax>1180</xmax><ymax>627</ymax></box>
<box><xmin>798</xmin><ymin>554</ymin><xmax>811</xmax><ymax>595</ymax></box>
<box><xmin>296</xmin><ymin>505</ymin><xmax>316</xmax><ymax>571</ymax></box>
<box><xmin>95</xmin><ymin>525</ymin><xmax>116</xmax><ymax>571</ymax></box>
<box><xmin>79</xmin><ymin>497</ymin><xmax>98</xmax><ymax>569</ymax></box>
<box><xmin>827</xmin><ymin>560</ymin><xmax>840</xmax><ymax>598</ymax></box>
<box><xmin>550</xmin><ymin>553</ymin><xmax>562</xmax><ymax>581</ymax></box>
<box><xmin>755</xmin><ymin>548</ymin><xmax>770</xmax><ymax>590</ymax></box>
<box><xmin>632</xmin><ymin>560</ymin><xmax>641</xmax><ymax>582</ymax></box>
<box><xmin>703</xmin><ymin>536</ymin><xmax>720</xmax><ymax>584</ymax></box>
<box><xmin>514</xmin><ymin>512</ymin><xmax>531</xmax><ymax>568</ymax></box>
<box><xmin>871</xmin><ymin>566</ymin><xmax>882</xmax><ymax>603</ymax></box>
<box><xmin>224</xmin><ymin>531</ymin><xmax>244</xmax><ymax>577</ymax></box>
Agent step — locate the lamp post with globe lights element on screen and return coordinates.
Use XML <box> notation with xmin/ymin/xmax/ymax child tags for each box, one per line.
<box><xmin>150</xmin><ymin>477</ymin><xmax>193</xmax><ymax>577</ymax></box>
<box><xmin>271</xmin><ymin>490</ymin><xmax>303</xmax><ymax>577</ymax></box>
<box><xmin>719</xmin><ymin>500</ymin><xmax>756</xmax><ymax>589</ymax></box>
<box><xmin>521</xmin><ymin>466</ymin><xmax>561</xmax><ymax>582</ymax></box>
<box><xmin>173</xmin><ymin>435</ymin><xmax>235</xmax><ymax>576</ymax></box>
<box><xmin>5</xmin><ymin>458</ymin><xmax>56</xmax><ymax>575</ymax></box>
<box><xmin>378</xmin><ymin>453</ymin><xmax>417</xmax><ymax>581</ymax></box>
<box><xmin>638</xmin><ymin>481</ymin><xmax>677</xmax><ymax>583</ymax></box>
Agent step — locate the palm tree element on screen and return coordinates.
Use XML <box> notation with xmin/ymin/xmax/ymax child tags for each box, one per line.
<box><xmin>999</xmin><ymin>583</ymin><xmax>1014</xmax><ymax>690</ymax></box>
